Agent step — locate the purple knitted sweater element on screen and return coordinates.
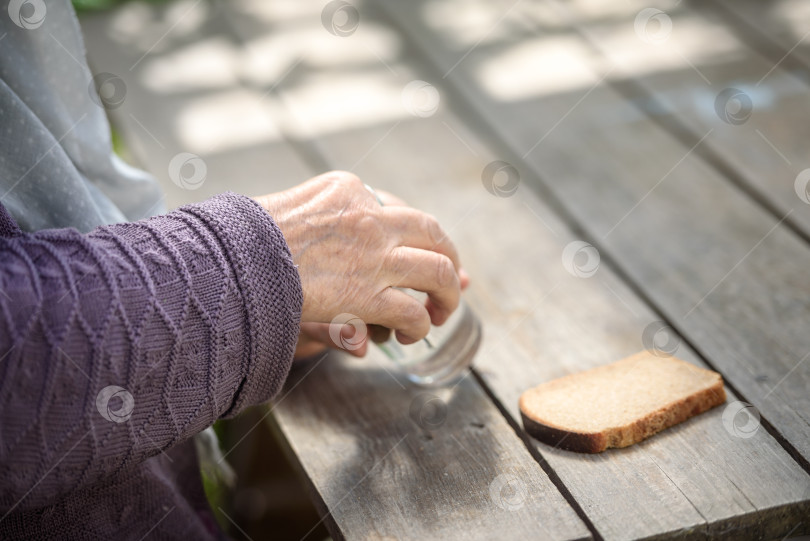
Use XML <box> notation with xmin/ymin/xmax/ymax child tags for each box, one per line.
<box><xmin>0</xmin><ymin>193</ymin><xmax>303</xmax><ymax>539</ymax></box>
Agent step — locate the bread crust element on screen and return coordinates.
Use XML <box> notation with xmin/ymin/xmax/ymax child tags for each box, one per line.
<box><xmin>519</xmin><ymin>355</ymin><xmax>727</xmax><ymax>453</ymax></box>
<box><xmin>520</xmin><ymin>411</ymin><xmax>607</xmax><ymax>453</ymax></box>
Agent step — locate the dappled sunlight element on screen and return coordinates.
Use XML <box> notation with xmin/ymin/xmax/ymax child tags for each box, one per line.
<box><xmin>420</xmin><ymin>0</ymin><xmax>558</xmax><ymax>48</ymax></box>
<box><xmin>141</xmin><ymin>37</ymin><xmax>239</xmax><ymax>92</ymax></box>
<box><xmin>105</xmin><ymin>0</ymin><xmax>209</xmax><ymax>52</ymax></box>
<box><xmin>229</xmin><ymin>0</ymin><xmax>325</xmax><ymax>23</ymax></box>
<box><xmin>88</xmin><ymin>0</ymin><xmax>810</xmax><ymax>169</ymax></box>
<box><xmin>590</xmin><ymin>14</ymin><xmax>741</xmax><ymax>78</ymax></box>
<box><xmin>415</xmin><ymin>0</ymin><xmax>771</xmax><ymax>107</ymax></box>
<box><xmin>239</xmin><ymin>22</ymin><xmax>401</xmax><ymax>86</ymax></box>
<box><xmin>566</xmin><ymin>0</ymin><xmax>679</xmax><ymax>21</ymax></box>
<box><xmin>217</xmin><ymin>0</ymin><xmax>414</xmax><ymax>136</ymax></box>
<box><xmin>69</xmin><ymin>0</ymin><xmax>810</xmax><ymax>537</ymax></box>
<box><xmin>476</xmin><ymin>35</ymin><xmax>602</xmax><ymax>100</ymax></box>
<box><xmin>238</xmin><ymin>34</ymin><xmax>300</xmax><ymax>88</ymax></box>
<box><xmin>96</xmin><ymin>0</ymin><xmax>783</xmax><ymax>148</ymax></box>
<box><xmin>771</xmin><ymin>0</ymin><xmax>810</xmax><ymax>40</ymax></box>
<box><xmin>105</xmin><ymin>1</ymin><xmax>165</xmax><ymax>47</ymax></box>
<box><xmin>175</xmin><ymin>89</ymin><xmax>283</xmax><ymax>153</ymax></box>
<box><xmin>280</xmin><ymin>71</ymin><xmax>416</xmax><ymax>137</ymax></box>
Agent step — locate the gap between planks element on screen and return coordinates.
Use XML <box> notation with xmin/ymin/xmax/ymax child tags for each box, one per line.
<box><xmin>370</xmin><ymin>0</ymin><xmax>810</xmax><ymax>478</ymax></box>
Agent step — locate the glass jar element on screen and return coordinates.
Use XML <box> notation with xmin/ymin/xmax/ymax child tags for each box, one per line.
<box><xmin>376</xmin><ymin>298</ymin><xmax>482</xmax><ymax>387</ymax></box>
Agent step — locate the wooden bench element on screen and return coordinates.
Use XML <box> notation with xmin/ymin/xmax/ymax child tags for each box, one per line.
<box><xmin>81</xmin><ymin>0</ymin><xmax>810</xmax><ymax>538</ymax></box>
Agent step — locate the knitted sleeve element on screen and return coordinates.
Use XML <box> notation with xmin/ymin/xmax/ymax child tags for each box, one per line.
<box><xmin>0</xmin><ymin>192</ymin><xmax>303</xmax><ymax>513</ymax></box>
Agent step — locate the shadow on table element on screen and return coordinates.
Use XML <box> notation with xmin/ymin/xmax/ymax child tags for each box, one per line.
<box><xmin>274</xmin><ymin>351</ymin><xmax>537</xmax><ymax>539</ymax></box>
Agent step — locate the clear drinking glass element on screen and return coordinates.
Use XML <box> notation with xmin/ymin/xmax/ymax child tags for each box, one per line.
<box><xmin>376</xmin><ymin>294</ymin><xmax>482</xmax><ymax>387</ymax></box>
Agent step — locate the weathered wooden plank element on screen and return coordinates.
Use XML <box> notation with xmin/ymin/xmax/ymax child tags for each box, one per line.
<box><xmin>274</xmin><ymin>351</ymin><xmax>592</xmax><ymax>541</ymax></box>
<box><xmin>222</xmin><ymin>1</ymin><xmax>810</xmax><ymax>538</ymax></box>
<box><xmin>81</xmin><ymin>3</ymin><xmax>593</xmax><ymax>539</ymax></box>
<box><xmin>309</xmin><ymin>108</ymin><xmax>810</xmax><ymax>541</ymax></box>
<box><xmin>551</xmin><ymin>0</ymin><xmax>810</xmax><ymax>241</ymax></box>
<box><xmin>375</xmin><ymin>0</ymin><xmax>810</xmax><ymax>461</ymax></box>
<box><xmin>531</xmin><ymin>0</ymin><xmax>810</xmax><ymax>465</ymax></box>
<box><xmin>350</xmin><ymin>0</ymin><xmax>810</xmax><ymax>538</ymax></box>
<box><xmin>708</xmin><ymin>0</ymin><xmax>810</xmax><ymax>239</ymax></box>
<box><xmin>711</xmin><ymin>0</ymin><xmax>810</xmax><ymax>70</ymax></box>
<box><xmin>83</xmin><ymin>0</ymin><xmax>810</xmax><ymax>538</ymax></box>
<box><xmin>79</xmin><ymin>1</ymin><xmax>311</xmax><ymax>208</ymax></box>
<box><xmin>212</xmin><ymin>2</ymin><xmax>593</xmax><ymax>539</ymax></box>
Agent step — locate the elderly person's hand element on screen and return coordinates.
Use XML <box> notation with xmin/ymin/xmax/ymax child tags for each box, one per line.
<box><xmin>253</xmin><ymin>171</ymin><xmax>469</xmax><ymax>358</ymax></box>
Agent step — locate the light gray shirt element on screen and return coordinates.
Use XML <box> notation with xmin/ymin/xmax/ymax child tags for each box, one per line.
<box><xmin>0</xmin><ymin>0</ymin><xmax>163</xmax><ymax>232</ymax></box>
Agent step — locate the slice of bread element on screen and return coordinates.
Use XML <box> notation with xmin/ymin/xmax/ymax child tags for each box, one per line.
<box><xmin>519</xmin><ymin>351</ymin><xmax>726</xmax><ymax>453</ymax></box>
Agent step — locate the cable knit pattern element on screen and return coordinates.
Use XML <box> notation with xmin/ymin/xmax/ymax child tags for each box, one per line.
<box><xmin>0</xmin><ymin>192</ymin><xmax>302</xmax><ymax>540</ymax></box>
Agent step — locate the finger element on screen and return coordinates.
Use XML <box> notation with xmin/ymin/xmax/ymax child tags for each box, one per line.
<box><xmin>367</xmin><ymin>288</ymin><xmax>431</xmax><ymax>345</ymax></box>
<box><xmin>382</xmin><ymin>207</ymin><xmax>463</xmax><ymax>273</ymax></box>
<box><xmin>459</xmin><ymin>267</ymin><xmax>471</xmax><ymax>290</ymax></box>
<box><xmin>295</xmin><ymin>323</ymin><xmax>330</xmax><ymax>359</ymax></box>
<box><xmin>334</xmin><ymin>323</ymin><xmax>369</xmax><ymax>357</ymax></box>
<box><xmin>386</xmin><ymin>246</ymin><xmax>461</xmax><ymax>326</ymax></box>
<box><xmin>294</xmin><ymin>330</ymin><xmax>329</xmax><ymax>359</ymax></box>
<box><xmin>301</xmin><ymin>322</ymin><xmax>368</xmax><ymax>358</ymax></box>
<box><xmin>368</xmin><ymin>324</ymin><xmax>393</xmax><ymax>343</ymax></box>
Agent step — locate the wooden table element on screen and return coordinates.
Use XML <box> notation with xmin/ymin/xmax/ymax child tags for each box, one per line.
<box><xmin>80</xmin><ymin>0</ymin><xmax>810</xmax><ymax>538</ymax></box>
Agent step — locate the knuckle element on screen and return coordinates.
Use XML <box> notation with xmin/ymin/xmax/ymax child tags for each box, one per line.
<box><xmin>435</xmin><ymin>255</ymin><xmax>456</xmax><ymax>289</ymax></box>
<box><xmin>402</xmin><ymin>299</ymin><xmax>429</xmax><ymax>329</ymax></box>
<box><xmin>355</xmin><ymin>213</ymin><xmax>382</xmax><ymax>238</ymax></box>
<box><xmin>323</xmin><ymin>170</ymin><xmax>362</xmax><ymax>187</ymax></box>
<box><xmin>423</xmin><ymin>215</ymin><xmax>444</xmax><ymax>246</ymax></box>
<box><xmin>384</xmin><ymin>246</ymin><xmax>406</xmax><ymax>272</ymax></box>
<box><xmin>366</xmin><ymin>292</ymin><xmax>388</xmax><ymax>318</ymax></box>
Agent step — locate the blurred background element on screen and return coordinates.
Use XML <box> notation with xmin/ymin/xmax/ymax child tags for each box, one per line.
<box><xmin>72</xmin><ymin>0</ymin><xmax>810</xmax><ymax>539</ymax></box>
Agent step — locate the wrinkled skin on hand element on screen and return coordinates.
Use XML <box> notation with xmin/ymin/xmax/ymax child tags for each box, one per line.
<box><xmin>253</xmin><ymin>171</ymin><xmax>468</xmax><ymax>358</ymax></box>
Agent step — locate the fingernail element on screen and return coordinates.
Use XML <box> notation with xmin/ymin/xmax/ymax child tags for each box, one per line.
<box><xmin>459</xmin><ymin>268</ymin><xmax>471</xmax><ymax>289</ymax></box>
<box><xmin>396</xmin><ymin>332</ymin><xmax>419</xmax><ymax>345</ymax></box>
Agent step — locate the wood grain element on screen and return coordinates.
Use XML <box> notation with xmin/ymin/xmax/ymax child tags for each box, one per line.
<box><xmin>81</xmin><ymin>0</ymin><xmax>810</xmax><ymax>538</ymax></box>
<box><xmin>313</xmin><ymin>106</ymin><xmax>810</xmax><ymax>540</ymax></box>
<box><xmin>83</xmin><ymin>3</ymin><xmax>593</xmax><ymax>540</ymax></box>
<box><xmin>516</xmin><ymin>0</ymin><xmax>810</xmax><ymax>468</ymax></box>
<box><xmin>554</xmin><ymin>0</ymin><xmax>810</xmax><ymax>240</ymax></box>
<box><xmin>272</xmin><ymin>351</ymin><xmax>591</xmax><ymax>541</ymax></box>
<box><xmin>711</xmin><ymin>0</ymin><xmax>810</xmax><ymax>71</ymax></box>
<box><xmin>214</xmin><ymin>3</ymin><xmax>593</xmax><ymax>538</ymax></box>
<box><xmin>361</xmin><ymin>0</ymin><xmax>810</xmax><ymax>538</ymax></box>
